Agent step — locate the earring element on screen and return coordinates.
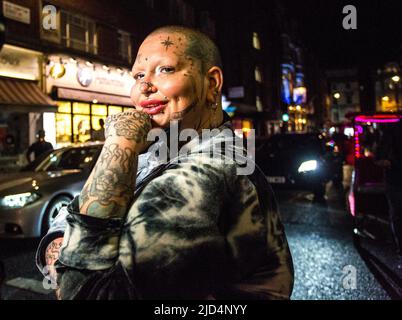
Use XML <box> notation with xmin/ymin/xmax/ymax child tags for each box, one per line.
<box><xmin>210</xmin><ymin>101</ymin><xmax>218</xmax><ymax>110</ymax></box>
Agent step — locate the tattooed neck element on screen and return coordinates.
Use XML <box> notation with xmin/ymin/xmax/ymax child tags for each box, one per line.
<box><xmin>171</xmin><ymin>102</ymin><xmax>197</xmax><ymax>120</ymax></box>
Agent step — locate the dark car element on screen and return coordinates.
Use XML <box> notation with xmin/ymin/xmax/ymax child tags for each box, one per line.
<box><xmin>0</xmin><ymin>143</ymin><xmax>102</xmax><ymax>238</ymax></box>
<box><xmin>346</xmin><ymin>112</ymin><xmax>402</xmax><ymax>243</ymax></box>
<box><xmin>255</xmin><ymin>132</ymin><xmax>342</xmax><ymax>199</ymax></box>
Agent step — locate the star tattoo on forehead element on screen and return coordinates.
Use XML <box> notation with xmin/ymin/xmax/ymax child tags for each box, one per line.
<box><xmin>161</xmin><ymin>37</ymin><xmax>174</xmax><ymax>51</ymax></box>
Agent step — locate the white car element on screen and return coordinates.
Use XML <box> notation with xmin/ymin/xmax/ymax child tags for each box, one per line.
<box><xmin>0</xmin><ymin>143</ymin><xmax>103</xmax><ymax>238</ymax></box>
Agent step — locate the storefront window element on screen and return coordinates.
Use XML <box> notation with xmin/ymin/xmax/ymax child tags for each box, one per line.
<box><xmin>108</xmin><ymin>106</ymin><xmax>123</xmax><ymax>115</ymax></box>
<box><xmin>56</xmin><ymin>113</ymin><xmax>72</xmax><ymax>145</ymax></box>
<box><xmin>73</xmin><ymin>102</ymin><xmax>90</xmax><ymax>114</ymax></box>
<box><xmin>58</xmin><ymin>101</ymin><xmax>71</xmax><ymax>113</ymax></box>
<box><xmin>92</xmin><ymin>104</ymin><xmax>107</xmax><ymax>116</ymax></box>
<box><xmin>73</xmin><ymin>115</ymin><xmax>91</xmax><ymax>143</ymax></box>
<box><xmin>92</xmin><ymin>115</ymin><xmax>105</xmax><ymax>131</ymax></box>
<box><xmin>55</xmin><ymin>101</ymin><xmax>125</xmax><ymax>145</ymax></box>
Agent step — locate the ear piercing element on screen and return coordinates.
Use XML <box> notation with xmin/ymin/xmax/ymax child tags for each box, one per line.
<box><xmin>210</xmin><ymin>101</ymin><xmax>218</xmax><ymax>110</ymax></box>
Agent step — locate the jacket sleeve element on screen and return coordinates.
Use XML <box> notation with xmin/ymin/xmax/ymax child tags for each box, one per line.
<box><xmin>48</xmin><ymin>158</ymin><xmax>235</xmax><ymax>299</ymax></box>
<box><xmin>36</xmin><ymin>197</ymin><xmax>139</xmax><ymax>299</ymax></box>
<box><xmin>37</xmin><ymin>156</ymin><xmax>293</xmax><ymax>300</ymax></box>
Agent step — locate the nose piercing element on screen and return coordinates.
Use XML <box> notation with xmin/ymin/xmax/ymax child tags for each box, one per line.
<box><xmin>140</xmin><ymin>81</ymin><xmax>154</xmax><ymax>91</ymax></box>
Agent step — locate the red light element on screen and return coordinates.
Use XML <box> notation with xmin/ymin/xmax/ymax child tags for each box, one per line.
<box><xmin>354</xmin><ymin>127</ymin><xmax>361</xmax><ymax>158</ymax></box>
<box><xmin>355</xmin><ymin>115</ymin><xmax>402</xmax><ymax>123</ymax></box>
<box><xmin>348</xmin><ymin>190</ymin><xmax>356</xmax><ymax>217</ymax></box>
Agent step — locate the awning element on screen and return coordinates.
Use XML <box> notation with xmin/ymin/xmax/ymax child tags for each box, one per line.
<box><xmin>55</xmin><ymin>87</ymin><xmax>134</xmax><ymax>107</ymax></box>
<box><xmin>0</xmin><ymin>77</ymin><xmax>57</xmax><ymax>112</ymax></box>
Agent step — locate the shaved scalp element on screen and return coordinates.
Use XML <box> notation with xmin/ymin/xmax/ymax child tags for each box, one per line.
<box><xmin>147</xmin><ymin>25</ymin><xmax>222</xmax><ymax>74</ymax></box>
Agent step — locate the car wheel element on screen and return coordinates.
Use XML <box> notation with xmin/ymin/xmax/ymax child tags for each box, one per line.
<box><xmin>42</xmin><ymin>196</ymin><xmax>71</xmax><ymax>235</ymax></box>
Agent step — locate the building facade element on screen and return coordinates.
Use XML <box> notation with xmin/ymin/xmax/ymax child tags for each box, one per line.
<box><xmin>0</xmin><ymin>0</ymin><xmax>217</xmax><ymax>167</ymax></box>
<box><xmin>375</xmin><ymin>62</ymin><xmax>402</xmax><ymax>113</ymax></box>
<box><xmin>326</xmin><ymin>68</ymin><xmax>361</xmax><ymax>123</ymax></box>
<box><xmin>213</xmin><ymin>0</ymin><xmax>320</xmax><ymax>137</ymax></box>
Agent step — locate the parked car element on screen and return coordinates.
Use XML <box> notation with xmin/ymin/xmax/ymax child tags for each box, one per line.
<box><xmin>255</xmin><ymin>132</ymin><xmax>343</xmax><ymax>200</ymax></box>
<box><xmin>346</xmin><ymin>112</ymin><xmax>402</xmax><ymax>242</ymax></box>
<box><xmin>0</xmin><ymin>143</ymin><xmax>103</xmax><ymax>238</ymax></box>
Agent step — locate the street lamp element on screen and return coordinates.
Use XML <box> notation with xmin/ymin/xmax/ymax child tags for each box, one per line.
<box><xmin>333</xmin><ymin>92</ymin><xmax>341</xmax><ymax>123</ymax></box>
<box><xmin>392</xmin><ymin>75</ymin><xmax>400</xmax><ymax>111</ymax></box>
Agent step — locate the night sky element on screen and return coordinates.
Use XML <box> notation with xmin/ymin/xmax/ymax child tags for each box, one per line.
<box><xmin>282</xmin><ymin>0</ymin><xmax>402</xmax><ymax>69</ymax></box>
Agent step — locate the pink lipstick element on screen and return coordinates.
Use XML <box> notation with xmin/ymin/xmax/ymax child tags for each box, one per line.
<box><xmin>140</xmin><ymin>99</ymin><xmax>168</xmax><ymax>115</ymax></box>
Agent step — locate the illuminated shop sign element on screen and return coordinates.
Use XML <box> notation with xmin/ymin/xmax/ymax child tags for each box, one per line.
<box><xmin>293</xmin><ymin>72</ymin><xmax>307</xmax><ymax>104</ymax></box>
<box><xmin>281</xmin><ymin>63</ymin><xmax>294</xmax><ymax>104</ymax></box>
<box><xmin>0</xmin><ymin>44</ymin><xmax>42</xmax><ymax>80</ymax></box>
<box><xmin>293</xmin><ymin>86</ymin><xmax>307</xmax><ymax>105</ymax></box>
<box><xmin>3</xmin><ymin>1</ymin><xmax>30</xmax><ymax>24</ymax></box>
<box><xmin>45</xmin><ymin>55</ymin><xmax>134</xmax><ymax>97</ymax></box>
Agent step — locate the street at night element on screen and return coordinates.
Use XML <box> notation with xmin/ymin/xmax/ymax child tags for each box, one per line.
<box><xmin>1</xmin><ymin>0</ymin><xmax>402</xmax><ymax>304</ymax></box>
<box><xmin>1</xmin><ymin>177</ymin><xmax>400</xmax><ymax>300</ymax></box>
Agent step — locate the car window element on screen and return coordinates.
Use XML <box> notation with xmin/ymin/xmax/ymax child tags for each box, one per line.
<box><xmin>33</xmin><ymin>147</ymin><xmax>101</xmax><ymax>172</ymax></box>
<box><xmin>20</xmin><ymin>149</ymin><xmax>54</xmax><ymax>172</ymax></box>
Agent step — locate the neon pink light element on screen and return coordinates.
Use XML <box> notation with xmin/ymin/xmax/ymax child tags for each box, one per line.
<box><xmin>354</xmin><ymin>127</ymin><xmax>361</xmax><ymax>158</ymax></box>
<box><xmin>355</xmin><ymin>116</ymin><xmax>401</xmax><ymax>123</ymax></box>
<box><xmin>348</xmin><ymin>190</ymin><xmax>355</xmax><ymax>217</ymax></box>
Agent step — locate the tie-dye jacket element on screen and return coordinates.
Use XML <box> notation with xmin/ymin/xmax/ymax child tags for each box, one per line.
<box><xmin>36</xmin><ymin>120</ymin><xmax>294</xmax><ymax>300</ymax></box>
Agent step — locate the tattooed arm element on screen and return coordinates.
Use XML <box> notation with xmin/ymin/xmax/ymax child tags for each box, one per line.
<box><xmin>38</xmin><ymin>110</ymin><xmax>151</xmax><ymax>299</ymax></box>
<box><xmin>45</xmin><ymin>237</ymin><xmax>63</xmax><ymax>299</ymax></box>
<box><xmin>79</xmin><ymin>110</ymin><xmax>152</xmax><ymax>218</ymax></box>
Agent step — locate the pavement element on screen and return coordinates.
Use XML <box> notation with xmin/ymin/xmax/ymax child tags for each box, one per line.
<box><xmin>0</xmin><ymin>167</ymin><xmax>401</xmax><ymax>300</ymax></box>
<box><xmin>276</xmin><ymin>162</ymin><xmax>402</xmax><ymax>300</ymax></box>
<box><xmin>277</xmin><ymin>185</ymin><xmax>390</xmax><ymax>299</ymax></box>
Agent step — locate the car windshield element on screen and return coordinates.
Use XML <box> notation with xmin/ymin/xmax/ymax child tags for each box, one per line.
<box><xmin>20</xmin><ymin>149</ymin><xmax>54</xmax><ymax>171</ymax></box>
<box><xmin>22</xmin><ymin>147</ymin><xmax>101</xmax><ymax>172</ymax></box>
<box><xmin>357</xmin><ymin>122</ymin><xmax>394</xmax><ymax>158</ymax></box>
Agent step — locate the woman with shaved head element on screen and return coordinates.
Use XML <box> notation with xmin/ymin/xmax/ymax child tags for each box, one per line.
<box><xmin>37</xmin><ymin>26</ymin><xmax>294</xmax><ymax>300</ymax></box>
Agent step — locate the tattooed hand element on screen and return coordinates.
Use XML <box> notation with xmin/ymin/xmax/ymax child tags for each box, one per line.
<box><xmin>45</xmin><ymin>237</ymin><xmax>63</xmax><ymax>299</ymax></box>
<box><xmin>105</xmin><ymin>109</ymin><xmax>152</xmax><ymax>152</ymax></box>
<box><xmin>79</xmin><ymin>109</ymin><xmax>151</xmax><ymax>218</ymax></box>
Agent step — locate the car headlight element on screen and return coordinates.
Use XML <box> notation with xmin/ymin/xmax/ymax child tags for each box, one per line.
<box><xmin>298</xmin><ymin>160</ymin><xmax>318</xmax><ymax>173</ymax></box>
<box><xmin>0</xmin><ymin>192</ymin><xmax>41</xmax><ymax>208</ymax></box>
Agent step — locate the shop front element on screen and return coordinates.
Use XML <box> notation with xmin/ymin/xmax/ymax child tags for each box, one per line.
<box><xmin>45</xmin><ymin>55</ymin><xmax>135</xmax><ymax>147</ymax></box>
<box><xmin>0</xmin><ymin>44</ymin><xmax>56</xmax><ymax>172</ymax></box>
